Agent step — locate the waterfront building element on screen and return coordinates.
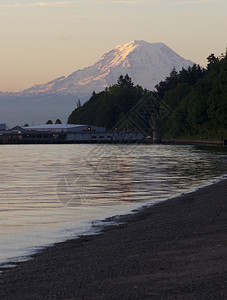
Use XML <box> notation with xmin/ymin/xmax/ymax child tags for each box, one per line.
<box><xmin>0</xmin><ymin>124</ymin><xmax>145</xmax><ymax>144</ymax></box>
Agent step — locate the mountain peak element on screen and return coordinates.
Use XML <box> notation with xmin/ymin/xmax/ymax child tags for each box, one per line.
<box><xmin>20</xmin><ymin>40</ymin><xmax>194</xmax><ymax>98</ymax></box>
<box><xmin>112</xmin><ymin>40</ymin><xmax>166</xmax><ymax>57</ymax></box>
<box><xmin>115</xmin><ymin>40</ymin><xmax>165</xmax><ymax>48</ymax></box>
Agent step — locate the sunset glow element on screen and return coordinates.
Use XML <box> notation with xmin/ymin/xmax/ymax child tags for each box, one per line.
<box><xmin>0</xmin><ymin>0</ymin><xmax>226</xmax><ymax>92</ymax></box>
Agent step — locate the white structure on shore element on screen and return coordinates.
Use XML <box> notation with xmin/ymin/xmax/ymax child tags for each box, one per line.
<box><xmin>20</xmin><ymin>124</ymin><xmax>144</xmax><ymax>143</ymax></box>
<box><xmin>22</xmin><ymin>124</ymin><xmax>105</xmax><ymax>133</ymax></box>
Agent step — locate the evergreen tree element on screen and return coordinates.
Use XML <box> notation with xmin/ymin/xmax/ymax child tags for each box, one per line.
<box><xmin>117</xmin><ymin>74</ymin><xmax>134</xmax><ymax>88</ymax></box>
<box><xmin>76</xmin><ymin>99</ymin><xmax>81</xmax><ymax>108</ymax></box>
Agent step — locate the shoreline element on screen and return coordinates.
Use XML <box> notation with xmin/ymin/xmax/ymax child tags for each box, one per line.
<box><xmin>0</xmin><ymin>179</ymin><xmax>226</xmax><ymax>299</ymax></box>
<box><xmin>161</xmin><ymin>138</ymin><xmax>227</xmax><ymax>146</ymax></box>
<box><xmin>0</xmin><ymin>175</ymin><xmax>225</xmax><ymax>269</ymax></box>
<box><xmin>1</xmin><ymin>138</ymin><xmax>226</xmax><ymax>146</ymax></box>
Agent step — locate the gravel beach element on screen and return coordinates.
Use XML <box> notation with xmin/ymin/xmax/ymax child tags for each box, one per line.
<box><xmin>0</xmin><ymin>179</ymin><xmax>226</xmax><ymax>299</ymax></box>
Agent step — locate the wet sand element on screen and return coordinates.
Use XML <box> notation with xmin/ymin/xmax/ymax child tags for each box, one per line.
<box><xmin>0</xmin><ymin>179</ymin><xmax>226</xmax><ymax>299</ymax></box>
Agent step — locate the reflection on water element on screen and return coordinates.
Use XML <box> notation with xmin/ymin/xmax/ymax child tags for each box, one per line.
<box><xmin>0</xmin><ymin>144</ymin><xmax>226</xmax><ymax>266</ymax></box>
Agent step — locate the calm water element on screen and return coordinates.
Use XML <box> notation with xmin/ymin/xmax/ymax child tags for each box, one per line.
<box><xmin>0</xmin><ymin>144</ymin><xmax>226</xmax><ymax>267</ymax></box>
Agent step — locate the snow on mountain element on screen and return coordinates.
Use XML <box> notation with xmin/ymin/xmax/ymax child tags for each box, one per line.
<box><xmin>0</xmin><ymin>40</ymin><xmax>196</xmax><ymax>126</ymax></box>
<box><xmin>21</xmin><ymin>40</ymin><xmax>195</xmax><ymax>98</ymax></box>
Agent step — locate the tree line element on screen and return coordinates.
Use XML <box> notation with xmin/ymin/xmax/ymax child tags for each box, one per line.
<box><xmin>156</xmin><ymin>52</ymin><xmax>227</xmax><ymax>138</ymax></box>
<box><xmin>68</xmin><ymin>75</ymin><xmax>149</xmax><ymax>130</ymax></box>
<box><xmin>68</xmin><ymin>51</ymin><xmax>227</xmax><ymax>139</ymax></box>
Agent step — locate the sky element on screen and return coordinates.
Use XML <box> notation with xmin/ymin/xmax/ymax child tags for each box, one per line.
<box><xmin>0</xmin><ymin>0</ymin><xmax>226</xmax><ymax>92</ymax></box>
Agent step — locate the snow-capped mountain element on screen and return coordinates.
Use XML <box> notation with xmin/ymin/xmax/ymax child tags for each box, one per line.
<box><xmin>21</xmin><ymin>40</ymin><xmax>194</xmax><ymax>98</ymax></box>
<box><xmin>0</xmin><ymin>40</ymin><xmax>196</xmax><ymax>126</ymax></box>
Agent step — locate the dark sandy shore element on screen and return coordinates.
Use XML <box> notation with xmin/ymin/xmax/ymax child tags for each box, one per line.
<box><xmin>0</xmin><ymin>179</ymin><xmax>226</xmax><ymax>300</ymax></box>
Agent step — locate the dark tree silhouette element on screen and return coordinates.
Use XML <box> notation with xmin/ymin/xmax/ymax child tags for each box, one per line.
<box><xmin>117</xmin><ymin>74</ymin><xmax>134</xmax><ymax>88</ymax></box>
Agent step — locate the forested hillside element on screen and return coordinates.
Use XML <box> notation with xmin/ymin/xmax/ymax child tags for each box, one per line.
<box><xmin>68</xmin><ymin>75</ymin><xmax>149</xmax><ymax>130</ymax></box>
<box><xmin>68</xmin><ymin>52</ymin><xmax>227</xmax><ymax>139</ymax></box>
<box><xmin>157</xmin><ymin>53</ymin><xmax>227</xmax><ymax>138</ymax></box>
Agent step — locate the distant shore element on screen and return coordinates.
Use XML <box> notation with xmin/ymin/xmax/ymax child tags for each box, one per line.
<box><xmin>161</xmin><ymin>138</ymin><xmax>227</xmax><ymax>146</ymax></box>
<box><xmin>0</xmin><ymin>179</ymin><xmax>226</xmax><ymax>299</ymax></box>
<box><xmin>1</xmin><ymin>138</ymin><xmax>226</xmax><ymax>146</ymax></box>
